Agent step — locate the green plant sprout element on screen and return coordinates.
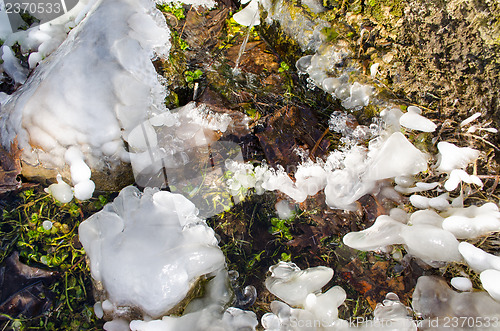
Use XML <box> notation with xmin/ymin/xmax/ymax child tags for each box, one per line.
<box><xmin>270</xmin><ymin>217</ymin><xmax>293</xmax><ymax>241</ymax></box>
<box><xmin>278</xmin><ymin>61</ymin><xmax>290</xmax><ymax>73</ymax></box>
<box><xmin>157</xmin><ymin>3</ymin><xmax>185</xmax><ymax>20</ymax></box>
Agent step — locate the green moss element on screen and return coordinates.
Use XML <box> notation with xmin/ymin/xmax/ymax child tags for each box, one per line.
<box><xmin>363</xmin><ymin>0</ymin><xmax>405</xmax><ymax>26</ymax></box>
<box><xmin>0</xmin><ymin>188</ymin><xmax>111</xmax><ymax>330</ymax></box>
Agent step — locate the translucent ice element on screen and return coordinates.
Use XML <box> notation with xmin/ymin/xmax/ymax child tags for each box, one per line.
<box><xmin>341</xmin><ymin>82</ymin><xmax>374</xmax><ymax>111</ymax></box>
<box><xmin>480</xmin><ymin>270</ymin><xmax>500</xmax><ymax>302</ymax></box>
<box><xmin>450</xmin><ymin>277</ymin><xmax>472</xmax><ymax>292</ymax></box>
<box><xmin>45</xmin><ymin>174</ymin><xmax>73</xmax><ymax>203</ymax></box>
<box><xmin>78</xmin><ymin>186</ymin><xmax>225</xmax><ymax>318</ymax></box>
<box><xmin>344</xmin><ymin>214</ymin><xmax>462</xmax><ymax>264</ymax></box>
<box><xmin>343</xmin><ymin>216</ymin><xmax>405</xmax><ymax>252</ymax></box>
<box><xmin>412</xmin><ymin>276</ymin><xmax>500</xmax><ymax>327</ymax></box>
<box><xmin>265</xmin><ymin>261</ymin><xmax>334</xmax><ymax>307</ymax></box>
<box><xmin>367</xmin><ymin>132</ymin><xmax>428</xmax><ymax>180</ymax></box>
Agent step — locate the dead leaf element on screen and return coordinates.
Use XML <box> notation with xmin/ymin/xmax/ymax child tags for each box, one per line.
<box><xmin>256</xmin><ymin>105</ymin><xmax>330</xmax><ymax>167</ymax></box>
<box><xmin>0</xmin><ymin>139</ymin><xmax>22</xmax><ymax>194</ymax></box>
<box><xmin>0</xmin><ymin>252</ymin><xmax>56</xmax><ymax>320</ymax></box>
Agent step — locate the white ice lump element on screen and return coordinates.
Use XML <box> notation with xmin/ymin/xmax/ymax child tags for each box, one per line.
<box><xmin>78</xmin><ymin>186</ymin><xmax>225</xmax><ymax>318</ymax></box>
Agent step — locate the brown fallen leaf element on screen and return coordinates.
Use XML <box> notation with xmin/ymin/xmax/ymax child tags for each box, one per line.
<box><xmin>340</xmin><ymin>259</ymin><xmax>405</xmax><ymax>309</ymax></box>
<box><xmin>256</xmin><ymin>105</ymin><xmax>330</xmax><ymax>167</ymax></box>
<box><xmin>0</xmin><ymin>252</ymin><xmax>57</xmax><ymax>320</ymax></box>
<box><xmin>0</xmin><ymin>138</ymin><xmax>22</xmax><ymax>194</ymax></box>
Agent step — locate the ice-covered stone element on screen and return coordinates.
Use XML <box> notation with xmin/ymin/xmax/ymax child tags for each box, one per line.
<box><xmin>412</xmin><ymin>276</ymin><xmax>500</xmax><ymax>327</ymax></box>
<box><xmin>78</xmin><ymin>186</ymin><xmax>225</xmax><ymax>318</ymax></box>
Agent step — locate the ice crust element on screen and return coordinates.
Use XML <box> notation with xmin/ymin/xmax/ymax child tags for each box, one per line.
<box><xmin>78</xmin><ymin>186</ymin><xmax>226</xmax><ymax>318</ymax></box>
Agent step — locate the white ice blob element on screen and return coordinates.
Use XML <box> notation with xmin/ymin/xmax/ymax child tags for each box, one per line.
<box><xmin>450</xmin><ymin>277</ymin><xmax>472</xmax><ymax>292</ymax></box>
<box><xmin>480</xmin><ymin>270</ymin><xmax>500</xmax><ymax>302</ymax></box>
<box><xmin>458</xmin><ymin>242</ymin><xmax>500</xmax><ymax>272</ymax></box>
<box><xmin>442</xmin><ymin>203</ymin><xmax>500</xmax><ymax>239</ymax></box>
<box><xmin>233</xmin><ymin>0</ymin><xmax>260</xmax><ymax>26</ymax></box>
<box><xmin>265</xmin><ymin>261</ymin><xmax>333</xmax><ymax>307</ymax></box>
<box><xmin>435</xmin><ymin>142</ymin><xmax>480</xmax><ymax>173</ymax></box>
<box><xmin>45</xmin><ymin>174</ymin><xmax>73</xmax><ymax>203</ymax></box>
<box><xmin>399</xmin><ymin>107</ymin><xmax>436</xmax><ymax>132</ymax></box>
<box><xmin>78</xmin><ymin>186</ymin><xmax>225</xmax><ymax>318</ymax></box>
<box><xmin>367</xmin><ymin>132</ymin><xmax>428</xmax><ymax>180</ymax></box>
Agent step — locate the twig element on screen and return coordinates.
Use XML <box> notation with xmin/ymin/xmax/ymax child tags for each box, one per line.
<box><xmin>310</xmin><ymin>128</ymin><xmax>329</xmax><ymax>161</ymax></box>
<box><xmin>462</xmin><ymin>133</ymin><xmax>500</xmax><ymax>151</ymax></box>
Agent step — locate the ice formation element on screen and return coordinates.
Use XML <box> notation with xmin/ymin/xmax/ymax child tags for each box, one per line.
<box><xmin>450</xmin><ymin>277</ymin><xmax>473</xmax><ymax>292</ymax></box>
<box><xmin>458</xmin><ymin>242</ymin><xmax>500</xmax><ymax>272</ymax></box>
<box><xmin>435</xmin><ymin>142</ymin><xmax>480</xmax><ymax>173</ymax></box>
<box><xmin>233</xmin><ymin>0</ymin><xmax>261</xmax><ymax>26</ymax></box>
<box><xmin>275</xmin><ymin>200</ymin><xmax>295</xmax><ymax>220</ymax></box>
<box><xmin>343</xmin><ymin>215</ymin><xmax>462</xmax><ymax>264</ymax></box>
<box><xmin>226</xmin><ymin>128</ymin><xmax>430</xmax><ymax>211</ymax></box>
<box><xmin>262</xmin><ymin>262</ymin><xmax>417</xmax><ymax>331</ymax></box>
<box><xmin>265</xmin><ymin>262</ymin><xmax>334</xmax><ymax>307</ymax></box>
<box><xmin>78</xmin><ymin>186</ymin><xmax>226</xmax><ymax>319</ymax></box>
<box><xmin>441</xmin><ymin>203</ymin><xmax>500</xmax><ymax>239</ymax></box>
<box><xmin>458</xmin><ymin>242</ymin><xmax>500</xmax><ymax>302</ymax></box>
<box><xmin>262</xmin><ymin>262</ymin><xmax>349</xmax><ymax>330</ymax></box>
<box><xmin>412</xmin><ymin>276</ymin><xmax>500</xmax><ymax>328</ymax></box>
<box><xmin>0</xmin><ymin>0</ymin><xmax>171</xmax><ymax>200</ymax></box>
<box><xmin>399</xmin><ymin>106</ymin><xmax>437</xmax><ymax>132</ymax></box>
<box><xmin>129</xmin><ymin>102</ymin><xmax>232</xmax><ymax>183</ymax></box>
<box><xmin>45</xmin><ymin>174</ymin><xmax>73</xmax><ymax>203</ymax></box>
<box><xmin>128</xmin><ymin>268</ymin><xmax>258</xmax><ymax>330</ymax></box>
